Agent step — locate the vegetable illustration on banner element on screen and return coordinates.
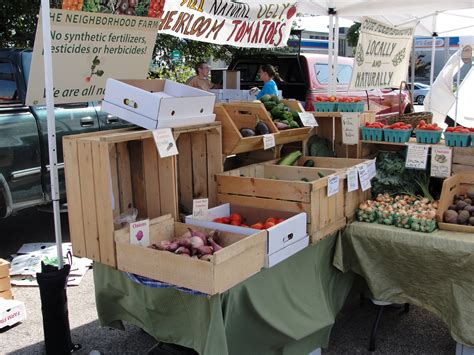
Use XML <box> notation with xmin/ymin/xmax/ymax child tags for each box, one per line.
<box><xmin>158</xmin><ymin>0</ymin><xmax>297</xmax><ymax>47</ymax></box>
<box><xmin>349</xmin><ymin>17</ymin><xmax>415</xmax><ymax>90</ymax></box>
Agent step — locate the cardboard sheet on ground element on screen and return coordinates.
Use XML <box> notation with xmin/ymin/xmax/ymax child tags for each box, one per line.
<box><xmin>9</xmin><ymin>243</ymin><xmax>92</xmax><ymax>287</ymax></box>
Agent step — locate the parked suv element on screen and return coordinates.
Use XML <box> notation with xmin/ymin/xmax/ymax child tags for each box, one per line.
<box><xmin>0</xmin><ymin>49</ymin><xmax>131</xmax><ymax>218</ymax></box>
<box><xmin>227</xmin><ymin>53</ymin><xmax>413</xmax><ymax>117</ymax></box>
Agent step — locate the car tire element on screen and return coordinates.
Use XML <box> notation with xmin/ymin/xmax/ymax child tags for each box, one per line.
<box><xmin>416</xmin><ymin>95</ymin><xmax>425</xmax><ymax>105</ymax></box>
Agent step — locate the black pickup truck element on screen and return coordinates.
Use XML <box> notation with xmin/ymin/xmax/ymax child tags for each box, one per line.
<box><xmin>0</xmin><ymin>49</ymin><xmax>131</xmax><ymax>218</ymax></box>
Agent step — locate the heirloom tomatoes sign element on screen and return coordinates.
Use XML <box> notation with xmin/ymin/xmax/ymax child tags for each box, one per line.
<box><xmin>158</xmin><ymin>0</ymin><xmax>297</xmax><ymax>48</ymax></box>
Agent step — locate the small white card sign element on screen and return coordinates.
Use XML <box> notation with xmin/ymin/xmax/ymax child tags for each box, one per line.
<box><xmin>298</xmin><ymin>112</ymin><xmax>318</xmax><ymax>127</ymax></box>
<box><xmin>431</xmin><ymin>146</ymin><xmax>452</xmax><ymax>178</ymax></box>
<box><xmin>347</xmin><ymin>167</ymin><xmax>359</xmax><ymax>192</ymax></box>
<box><xmin>192</xmin><ymin>198</ymin><xmax>209</xmax><ymax>220</ymax></box>
<box><xmin>152</xmin><ymin>128</ymin><xmax>179</xmax><ymax>158</ymax></box>
<box><xmin>263</xmin><ymin>134</ymin><xmax>276</xmax><ymax>150</ymax></box>
<box><xmin>130</xmin><ymin>219</ymin><xmax>150</xmax><ymax>247</ymax></box>
<box><xmin>341</xmin><ymin>112</ymin><xmax>360</xmax><ymax>145</ymax></box>
<box><xmin>327</xmin><ymin>175</ymin><xmax>340</xmax><ymax>197</ymax></box>
<box><xmin>405</xmin><ymin>144</ymin><xmax>429</xmax><ymax>169</ymax></box>
<box><xmin>357</xmin><ymin>163</ymin><xmax>372</xmax><ymax>191</ymax></box>
<box><xmin>367</xmin><ymin>159</ymin><xmax>377</xmax><ymax>179</ymax></box>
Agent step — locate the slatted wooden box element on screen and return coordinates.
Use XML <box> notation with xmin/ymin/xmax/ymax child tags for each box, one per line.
<box><xmin>216</xmin><ymin>163</ymin><xmax>346</xmax><ymax>243</ymax></box>
<box><xmin>174</xmin><ymin>123</ymin><xmax>223</xmax><ymax>214</ymax></box>
<box><xmin>63</xmin><ymin>129</ymin><xmax>179</xmax><ymax>267</ymax></box>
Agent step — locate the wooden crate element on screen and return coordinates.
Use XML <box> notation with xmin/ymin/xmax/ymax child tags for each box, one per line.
<box><xmin>0</xmin><ymin>259</ymin><xmax>9</xmax><ymax>279</ymax></box>
<box><xmin>115</xmin><ymin>215</ymin><xmax>266</xmax><ymax>295</ymax></box>
<box><xmin>0</xmin><ymin>277</ymin><xmax>11</xmax><ymax>292</ymax></box>
<box><xmin>0</xmin><ymin>290</ymin><xmax>13</xmax><ymax>300</ymax></box>
<box><xmin>216</xmin><ymin>163</ymin><xmax>346</xmax><ymax>243</ymax></box>
<box><xmin>452</xmin><ymin>147</ymin><xmax>474</xmax><ymax>174</ymax></box>
<box><xmin>174</xmin><ymin>123</ymin><xmax>223</xmax><ymax>214</ymax></box>
<box><xmin>262</xmin><ymin>156</ymin><xmax>370</xmax><ymax>220</ymax></box>
<box><xmin>436</xmin><ymin>173</ymin><xmax>474</xmax><ymax>233</ymax></box>
<box><xmin>63</xmin><ymin>130</ymin><xmax>179</xmax><ymax>267</ymax></box>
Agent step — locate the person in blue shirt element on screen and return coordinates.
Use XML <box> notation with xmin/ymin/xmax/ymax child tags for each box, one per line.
<box><xmin>252</xmin><ymin>64</ymin><xmax>282</xmax><ymax>100</ymax></box>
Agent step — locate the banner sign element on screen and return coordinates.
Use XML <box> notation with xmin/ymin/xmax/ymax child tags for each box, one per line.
<box><xmin>26</xmin><ymin>9</ymin><xmax>160</xmax><ymax>105</ymax></box>
<box><xmin>158</xmin><ymin>0</ymin><xmax>297</xmax><ymax>48</ymax></box>
<box><xmin>349</xmin><ymin>17</ymin><xmax>415</xmax><ymax>90</ymax></box>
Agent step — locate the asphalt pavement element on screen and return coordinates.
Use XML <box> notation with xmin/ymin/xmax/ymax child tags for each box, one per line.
<box><xmin>0</xmin><ymin>208</ymin><xmax>456</xmax><ymax>354</ymax></box>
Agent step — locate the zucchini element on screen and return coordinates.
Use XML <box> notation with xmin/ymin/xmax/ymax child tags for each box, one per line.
<box><xmin>277</xmin><ymin>151</ymin><xmax>303</xmax><ymax>166</ymax></box>
<box><xmin>317</xmin><ymin>171</ymin><xmax>327</xmax><ymax>178</ymax></box>
<box><xmin>303</xmin><ymin>159</ymin><xmax>315</xmax><ymax>167</ymax></box>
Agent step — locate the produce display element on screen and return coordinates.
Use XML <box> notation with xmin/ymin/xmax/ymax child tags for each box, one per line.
<box><xmin>212</xmin><ymin>214</ymin><xmax>286</xmax><ymax>230</ymax></box>
<box><xmin>442</xmin><ymin>188</ymin><xmax>474</xmax><ymax>226</ymax></box>
<box><xmin>357</xmin><ymin>193</ymin><xmax>438</xmax><ymax>232</ymax></box>
<box><xmin>415</xmin><ymin>120</ymin><xmax>441</xmax><ymax>131</ymax></box>
<box><xmin>149</xmin><ymin>228</ymin><xmax>223</xmax><ymax>261</ymax></box>
<box><xmin>62</xmin><ymin>0</ymin><xmax>84</xmax><ymax>10</ymax></box>
<box><xmin>259</xmin><ymin>95</ymin><xmax>301</xmax><ymax>129</ymax></box>
<box><xmin>239</xmin><ymin>117</ymin><xmax>270</xmax><ymax>137</ymax></box>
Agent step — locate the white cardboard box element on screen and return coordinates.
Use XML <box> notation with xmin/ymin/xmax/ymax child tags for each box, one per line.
<box><xmin>102</xmin><ymin>79</ymin><xmax>216</xmax><ymax>130</ymax></box>
<box><xmin>185</xmin><ymin>203</ymin><xmax>308</xmax><ymax>267</ymax></box>
<box><xmin>0</xmin><ymin>299</ymin><xmax>26</xmax><ymax>328</ymax></box>
<box><xmin>211</xmin><ymin>89</ymin><xmax>283</xmax><ymax>102</ymax></box>
<box><xmin>266</xmin><ymin>235</ymin><xmax>309</xmax><ymax>268</ymax></box>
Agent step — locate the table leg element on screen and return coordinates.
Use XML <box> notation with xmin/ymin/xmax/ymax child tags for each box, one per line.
<box><xmin>369</xmin><ymin>305</ymin><xmax>385</xmax><ymax>352</ymax></box>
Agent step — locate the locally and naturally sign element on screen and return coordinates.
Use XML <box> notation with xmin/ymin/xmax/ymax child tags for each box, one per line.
<box><xmin>349</xmin><ymin>17</ymin><xmax>415</xmax><ymax>90</ymax></box>
<box><xmin>158</xmin><ymin>0</ymin><xmax>296</xmax><ymax>48</ymax></box>
<box><xmin>26</xmin><ymin>9</ymin><xmax>160</xmax><ymax>105</ymax></box>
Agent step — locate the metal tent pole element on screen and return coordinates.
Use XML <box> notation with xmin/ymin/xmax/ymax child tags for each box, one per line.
<box><xmin>428</xmin><ymin>14</ymin><xmax>437</xmax><ymax>112</ymax></box>
<box><xmin>454</xmin><ymin>45</ymin><xmax>462</xmax><ymax>126</ymax></box>
<box><xmin>40</xmin><ymin>0</ymin><xmax>63</xmax><ymax>268</ymax></box>
<box><xmin>411</xmin><ymin>37</ymin><xmax>415</xmax><ymax>100</ymax></box>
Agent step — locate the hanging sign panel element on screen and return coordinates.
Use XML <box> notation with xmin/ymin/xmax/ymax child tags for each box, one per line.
<box><xmin>349</xmin><ymin>17</ymin><xmax>415</xmax><ymax>91</ymax></box>
<box><xmin>26</xmin><ymin>9</ymin><xmax>160</xmax><ymax>105</ymax></box>
<box><xmin>158</xmin><ymin>0</ymin><xmax>297</xmax><ymax>48</ymax></box>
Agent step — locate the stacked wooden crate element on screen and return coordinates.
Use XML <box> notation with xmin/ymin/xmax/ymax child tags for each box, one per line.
<box><xmin>0</xmin><ymin>259</ymin><xmax>12</xmax><ymax>300</ymax></box>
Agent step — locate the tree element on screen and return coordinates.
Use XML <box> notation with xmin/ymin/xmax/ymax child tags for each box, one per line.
<box><xmin>346</xmin><ymin>22</ymin><xmax>361</xmax><ymax>48</ymax></box>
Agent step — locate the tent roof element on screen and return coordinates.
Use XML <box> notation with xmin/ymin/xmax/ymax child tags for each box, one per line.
<box><xmin>297</xmin><ymin>0</ymin><xmax>474</xmax><ymax>36</ymax></box>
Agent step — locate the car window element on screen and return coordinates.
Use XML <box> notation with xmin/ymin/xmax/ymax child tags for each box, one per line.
<box><xmin>315</xmin><ymin>63</ymin><xmax>352</xmax><ymax>85</ymax></box>
<box><xmin>0</xmin><ymin>60</ymin><xmax>20</xmax><ymax>105</ymax></box>
<box><xmin>234</xmin><ymin>63</ymin><xmax>260</xmax><ymax>82</ymax></box>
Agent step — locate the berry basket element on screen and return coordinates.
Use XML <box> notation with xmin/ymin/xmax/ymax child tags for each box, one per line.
<box><xmin>383</xmin><ymin>128</ymin><xmax>412</xmax><ymax>143</ymax></box>
<box><xmin>313</xmin><ymin>102</ymin><xmax>337</xmax><ymax>112</ymax></box>
<box><xmin>337</xmin><ymin>102</ymin><xmax>365</xmax><ymax>112</ymax></box>
<box><xmin>444</xmin><ymin>132</ymin><xmax>470</xmax><ymax>147</ymax></box>
<box><xmin>416</xmin><ymin>129</ymin><xmax>442</xmax><ymax>144</ymax></box>
<box><xmin>361</xmin><ymin>127</ymin><xmax>383</xmax><ymax>141</ymax></box>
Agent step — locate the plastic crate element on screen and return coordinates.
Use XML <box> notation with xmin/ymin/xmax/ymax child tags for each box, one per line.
<box><xmin>313</xmin><ymin>102</ymin><xmax>337</xmax><ymax>112</ymax></box>
<box><xmin>444</xmin><ymin>132</ymin><xmax>470</xmax><ymax>147</ymax></box>
<box><xmin>415</xmin><ymin>129</ymin><xmax>442</xmax><ymax>144</ymax></box>
<box><xmin>361</xmin><ymin>127</ymin><xmax>383</xmax><ymax>141</ymax></box>
<box><xmin>471</xmin><ymin>133</ymin><xmax>474</xmax><ymax>146</ymax></box>
<box><xmin>383</xmin><ymin>128</ymin><xmax>412</xmax><ymax>143</ymax></box>
<box><xmin>337</xmin><ymin>102</ymin><xmax>365</xmax><ymax>112</ymax></box>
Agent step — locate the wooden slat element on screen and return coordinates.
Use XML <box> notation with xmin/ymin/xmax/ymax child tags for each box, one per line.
<box><xmin>191</xmin><ymin>132</ymin><xmax>208</xmax><ymax>199</ymax></box>
<box><xmin>206</xmin><ymin>126</ymin><xmax>223</xmax><ymax>208</ymax></box>
<box><xmin>63</xmin><ymin>138</ymin><xmax>86</xmax><ymax>257</ymax></box>
<box><xmin>336</xmin><ymin>178</ymin><xmax>345</xmax><ymax>220</ymax></box>
<box><xmin>142</xmin><ymin>138</ymin><xmax>162</xmax><ymax>218</ymax></box>
<box><xmin>216</xmin><ymin>175</ymin><xmax>311</xmax><ymax>202</ymax></box>
<box><xmin>158</xmin><ymin>156</ymin><xmax>179</xmax><ymax>220</ymax></box>
<box><xmin>92</xmin><ymin>141</ymin><xmax>116</xmax><ymax>267</ymax></box>
<box><xmin>77</xmin><ymin>140</ymin><xmax>100</xmax><ymax>261</ymax></box>
<box><xmin>116</xmin><ymin>142</ymin><xmax>134</xmax><ymax>217</ymax></box>
<box><xmin>309</xmin><ymin>188</ymin><xmax>320</xmax><ymax>232</ymax></box>
<box><xmin>109</xmin><ymin>144</ymin><xmax>122</xmax><ymax>229</ymax></box>
<box><xmin>319</xmin><ymin>187</ymin><xmax>329</xmax><ymax>229</ymax></box>
<box><xmin>176</xmin><ymin>133</ymin><xmax>193</xmax><ymax>212</ymax></box>
<box><xmin>129</xmin><ymin>141</ymin><xmax>148</xmax><ymax>219</ymax></box>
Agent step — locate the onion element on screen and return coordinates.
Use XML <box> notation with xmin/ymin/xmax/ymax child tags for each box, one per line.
<box><xmin>190</xmin><ymin>236</ymin><xmax>205</xmax><ymax>249</ymax></box>
<box><xmin>175</xmin><ymin>246</ymin><xmax>190</xmax><ymax>255</ymax></box>
<box><xmin>188</xmin><ymin>228</ymin><xmax>208</xmax><ymax>245</ymax></box>
<box><xmin>200</xmin><ymin>255</ymin><xmax>213</xmax><ymax>262</ymax></box>
<box><xmin>196</xmin><ymin>245</ymin><xmax>213</xmax><ymax>255</ymax></box>
<box><xmin>207</xmin><ymin>237</ymin><xmax>223</xmax><ymax>252</ymax></box>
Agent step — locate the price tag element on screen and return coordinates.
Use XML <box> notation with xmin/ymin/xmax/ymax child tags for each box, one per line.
<box><xmin>405</xmin><ymin>144</ymin><xmax>429</xmax><ymax>169</ymax></box>
<box><xmin>192</xmin><ymin>198</ymin><xmax>209</xmax><ymax>220</ymax></box>
<box><xmin>367</xmin><ymin>159</ymin><xmax>377</xmax><ymax>179</ymax></box>
<box><xmin>263</xmin><ymin>134</ymin><xmax>276</xmax><ymax>150</ymax></box>
<box><xmin>347</xmin><ymin>167</ymin><xmax>359</xmax><ymax>192</ymax></box>
<box><xmin>298</xmin><ymin>112</ymin><xmax>318</xmax><ymax>127</ymax></box>
<box><xmin>431</xmin><ymin>146</ymin><xmax>452</xmax><ymax>178</ymax></box>
<box><xmin>357</xmin><ymin>163</ymin><xmax>371</xmax><ymax>191</ymax></box>
<box><xmin>152</xmin><ymin>128</ymin><xmax>179</xmax><ymax>158</ymax></box>
<box><xmin>327</xmin><ymin>175</ymin><xmax>340</xmax><ymax>197</ymax></box>
<box><xmin>130</xmin><ymin>219</ymin><xmax>150</xmax><ymax>247</ymax></box>
<box><xmin>341</xmin><ymin>112</ymin><xmax>360</xmax><ymax>145</ymax></box>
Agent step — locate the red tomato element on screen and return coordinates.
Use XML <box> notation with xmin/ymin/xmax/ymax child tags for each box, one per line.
<box><xmin>264</xmin><ymin>221</ymin><xmax>276</xmax><ymax>229</ymax></box>
<box><xmin>446</xmin><ymin>127</ymin><xmax>455</xmax><ymax>132</ymax></box>
<box><xmin>222</xmin><ymin>217</ymin><xmax>231</xmax><ymax>224</ymax></box>
<box><xmin>230</xmin><ymin>220</ymin><xmax>241</xmax><ymax>226</ymax></box>
<box><xmin>251</xmin><ymin>222</ymin><xmax>264</xmax><ymax>230</ymax></box>
<box><xmin>240</xmin><ymin>224</ymin><xmax>249</xmax><ymax>228</ymax></box>
<box><xmin>276</xmin><ymin>218</ymin><xmax>286</xmax><ymax>224</ymax></box>
<box><xmin>212</xmin><ymin>218</ymin><xmax>223</xmax><ymax>223</ymax></box>
<box><xmin>230</xmin><ymin>213</ymin><xmax>242</xmax><ymax>223</ymax></box>
<box><xmin>265</xmin><ymin>217</ymin><xmax>277</xmax><ymax>225</ymax></box>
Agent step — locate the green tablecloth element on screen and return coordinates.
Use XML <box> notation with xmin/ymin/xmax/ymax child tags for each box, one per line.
<box><xmin>334</xmin><ymin>222</ymin><xmax>474</xmax><ymax>347</ymax></box>
<box><xmin>94</xmin><ymin>234</ymin><xmax>353</xmax><ymax>355</ymax></box>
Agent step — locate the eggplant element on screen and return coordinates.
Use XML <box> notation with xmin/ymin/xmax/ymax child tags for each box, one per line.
<box><xmin>240</xmin><ymin>128</ymin><xmax>256</xmax><ymax>137</ymax></box>
<box><xmin>255</xmin><ymin>121</ymin><xmax>270</xmax><ymax>135</ymax></box>
<box><xmin>275</xmin><ymin>122</ymin><xmax>290</xmax><ymax>130</ymax></box>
